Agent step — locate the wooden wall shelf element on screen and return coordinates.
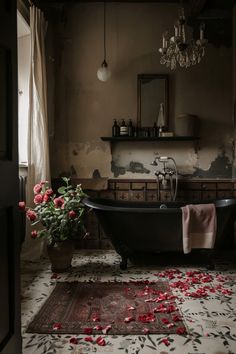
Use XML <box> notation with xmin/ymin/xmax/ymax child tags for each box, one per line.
<box><xmin>101</xmin><ymin>136</ymin><xmax>199</xmax><ymax>142</ymax></box>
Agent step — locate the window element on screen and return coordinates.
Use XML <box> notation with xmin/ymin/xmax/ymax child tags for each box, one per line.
<box><xmin>17</xmin><ymin>10</ymin><xmax>30</xmax><ymax>165</ymax></box>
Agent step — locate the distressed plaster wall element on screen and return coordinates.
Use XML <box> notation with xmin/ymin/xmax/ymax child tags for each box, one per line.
<box><xmin>49</xmin><ymin>2</ymin><xmax>233</xmax><ymax>179</ymax></box>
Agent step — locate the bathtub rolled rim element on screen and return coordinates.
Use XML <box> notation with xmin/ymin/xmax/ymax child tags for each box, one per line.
<box><xmin>82</xmin><ymin>197</ymin><xmax>236</xmax><ymax>213</ymax></box>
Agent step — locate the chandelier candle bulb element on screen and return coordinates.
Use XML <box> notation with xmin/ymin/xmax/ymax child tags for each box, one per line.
<box><xmin>200</xmin><ymin>24</ymin><xmax>205</xmax><ymax>41</ymax></box>
<box><xmin>158</xmin><ymin>5</ymin><xmax>207</xmax><ymax>70</ymax></box>
<box><xmin>174</xmin><ymin>25</ymin><xmax>178</xmax><ymax>36</ymax></box>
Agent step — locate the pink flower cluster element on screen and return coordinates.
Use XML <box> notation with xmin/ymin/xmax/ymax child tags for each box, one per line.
<box><xmin>18</xmin><ymin>178</ymin><xmax>85</xmax><ymax>241</ymax></box>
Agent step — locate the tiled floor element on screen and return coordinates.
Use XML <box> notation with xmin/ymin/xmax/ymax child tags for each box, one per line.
<box><xmin>21</xmin><ymin>250</ymin><xmax>236</xmax><ymax>354</ymax></box>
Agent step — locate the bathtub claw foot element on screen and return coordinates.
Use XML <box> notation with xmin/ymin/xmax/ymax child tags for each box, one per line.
<box><xmin>206</xmin><ymin>260</ymin><xmax>215</xmax><ymax>270</ymax></box>
<box><xmin>120</xmin><ymin>257</ymin><xmax>128</xmax><ymax>270</ymax></box>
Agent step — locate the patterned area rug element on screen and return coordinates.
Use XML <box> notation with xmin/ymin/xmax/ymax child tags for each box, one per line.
<box><xmin>26</xmin><ymin>281</ymin><xmax>187</xmax><ymax>335</ymax></box>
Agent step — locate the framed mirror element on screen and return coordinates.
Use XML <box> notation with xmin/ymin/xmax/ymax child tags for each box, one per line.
<box><xmin>137</xmin><ymin>74</ymin><xmax>169</xmax><ymax>129</ymax></box>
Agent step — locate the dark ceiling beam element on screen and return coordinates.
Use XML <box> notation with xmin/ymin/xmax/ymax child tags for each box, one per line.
<box><xmin>188</xmin><ymin>0</ymin><xmax>207</xmax><ymax>17</ymax></box>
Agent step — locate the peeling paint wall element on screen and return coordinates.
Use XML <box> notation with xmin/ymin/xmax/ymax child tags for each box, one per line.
<box><xmin>48</xmin><ymin>2</ymin><xmax>233</xmax><ymax>180</ymax></box>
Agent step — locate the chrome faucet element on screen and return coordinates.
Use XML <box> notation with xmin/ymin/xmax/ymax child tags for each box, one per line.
<box><xmin>151</xmin><ymin>156</ymin><xmax>178</xmax><ymax>200</ymax></box>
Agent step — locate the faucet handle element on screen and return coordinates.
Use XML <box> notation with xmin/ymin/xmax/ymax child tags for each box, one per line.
<box><xmin>150</xmin><ymin>160</ymin><xmax>158</xmax><ymax>166</ymax></box>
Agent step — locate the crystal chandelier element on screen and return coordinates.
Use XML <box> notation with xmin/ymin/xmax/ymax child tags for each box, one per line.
<box><xmin>158</xmin><ymin>5</ymin><xmax>207</xmax><ymax>70</ymax></box>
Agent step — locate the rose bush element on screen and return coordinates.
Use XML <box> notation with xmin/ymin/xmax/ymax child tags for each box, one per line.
<box><xmin>19</xmin><ymin>177</ymin><xmax>87</xmax><ymax>244</ymax></box>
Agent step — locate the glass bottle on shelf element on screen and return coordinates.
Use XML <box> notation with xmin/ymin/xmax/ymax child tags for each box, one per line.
<box><xmin>128</xmin><ymin>119</ymin><xmax>133</xmax><ymax>137</ymax></box>
<box><xmin>112</xmin><ymin>119</ymin><xmax>120</xmax><ymax>137</ymax></box>
<box><xmin>153</xmin><ymin>122</ymin><xmax>158</xmax><ymax>137</ymax></box>
<box><xmin>120</xmin><ymin>119</ymin><xmax>128</xmax><ymax>136</ymax></box>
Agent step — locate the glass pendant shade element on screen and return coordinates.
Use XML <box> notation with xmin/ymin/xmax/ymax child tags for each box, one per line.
<box><xmin>97</xmin><ymin>60</ymin><xmax>111</xmax><ymax>82</ymax></box>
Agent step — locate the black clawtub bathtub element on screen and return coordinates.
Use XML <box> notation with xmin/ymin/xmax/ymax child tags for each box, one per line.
<box><xmin>83</xmin><ymin>197</ymin><xmax>236</xmax><ymax>269</ymax></box>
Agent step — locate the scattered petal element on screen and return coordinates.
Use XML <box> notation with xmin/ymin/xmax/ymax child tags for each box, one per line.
<box><xmin>162</xmin><ymin>338</ymin><xmax>170</xmax><ymax>346</ymax></box>
<box><xmin>93</xmin><ymin>325</ymin><xmax>103</xmax><ymax>331</ymax></box>
<box><xmin>96</xmin><ymin>336</ymin><xmax>106</xmax><ymax>346</ymax></box>
<box><xmin>142</xmin><ymin>328</ymin><xmax>150</xmax><ymax>334</ymax></box>
<box><xmin>52</xmin><ymin>322</ymin><xmax>62</xmax><ymax>330</ymax></box>
<box><xmin>138</xmin><ymin>313</ymin><xmax>156</xmax><ymax>323</ymax></box>
<box><xmin>161</xmin><ymin>318</ymin><xmax>170</xmax><ymax>325</ymax></box>
<box><xmin>69</xmin><ymin>337</ymin><xmax>79</xmax><ymax>344</ymax></box>
<box><xmin>84</xmin><ymin>336</ymin><xmax>93</xmax><ymax>342</ymax></box>
<box><xmin>172</xmin><ymin>314</ymin><xmax>182</xmax><ymax>322</ymax></box>
<box><xmin>124</xmin><ymin>316</ymin><xmax>135</xmax><ymax>323</ymax></box>
<box><xmin>92</xmin><ymin>315</ymin><xmax>100</xmax><ymax>322</ymax></box>
<box><xmin>167</xmin><ymin>323</ymin><xmax>175</xmax><ymax>328</ymax></box>
<box><xmin>127</xmin><ymin>306</ymin><xmax>136</xmax><ymax>310</ymax></box>
<box><xmin>84</xmin><ymin>327</ymin><xmax>93</xmax><ymax>334</ymax></box>
<box><xmin>102</xmin><ymin>325</ymin><xmax>112</xmax><ymax>334</ymax></box>
<box><xmin>176</xmin><ymin>326</ymin><xmax>186</xmax><ymax>335</ymax></box>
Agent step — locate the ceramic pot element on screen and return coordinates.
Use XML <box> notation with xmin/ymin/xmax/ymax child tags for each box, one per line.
<box><xmin>47</xmin><ymin>240</ymin><xmax>74</xmax><ymax>272</ymax></box>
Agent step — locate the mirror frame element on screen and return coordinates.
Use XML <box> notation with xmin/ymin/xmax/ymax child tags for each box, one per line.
<box><xmin>137</xmin><ymin>74</ymin><xmax>169</xmax><ymax>129</ymax></box>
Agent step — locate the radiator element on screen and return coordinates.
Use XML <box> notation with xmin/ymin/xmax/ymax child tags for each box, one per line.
<box><xmin>19</xmin><ymin>175</ymin><xmax>27</xmax><ymax>245</ymax></box>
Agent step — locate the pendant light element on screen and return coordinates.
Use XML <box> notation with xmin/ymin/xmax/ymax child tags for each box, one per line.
<box><xmin>97</xmin><ymin>2</ymin><xmax>111</xmax><ymax>82</ymax></box>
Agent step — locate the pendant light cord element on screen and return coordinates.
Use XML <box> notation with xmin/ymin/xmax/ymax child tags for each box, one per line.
<box><xmin>103</xmin><ymin>1</ymin><xmax>107</xmax><ymax>62</ymax></box>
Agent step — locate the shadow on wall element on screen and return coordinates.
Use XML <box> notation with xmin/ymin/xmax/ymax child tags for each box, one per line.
<box><xmin>111</xmin><ymin>161</ymin><xmax>150</xmax><ymax>178</ymax></box>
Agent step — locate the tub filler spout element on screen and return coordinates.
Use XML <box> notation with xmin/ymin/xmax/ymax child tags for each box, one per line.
<box><xmin>151</xmin><ymin>156</ymin><xmax>178</xmax><ymax>201</ymax></box>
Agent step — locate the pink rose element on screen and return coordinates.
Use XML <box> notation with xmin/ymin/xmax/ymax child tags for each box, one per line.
<box><xmin>26</xmin><ymin>210</ymin><xmax>37</xmax><ymax>221</ymax></box>
<box><xmin>46</xmin><ymin>188</ymin><xmax>53</xmax><ymax>196</ymax></box>
<box><xmin>34</xmin><ymin>194</ymin><xmax>43</xmax><ymax>204</ymax></box>
<box><xmin>18</xmin><ymin>201</ymin><xmax>25</xmax><ymax>210</ymax></box>
<box><xmin>54</xmin><ymin>197</ymin><xmax>64</xmax><ymax>208</ymax></box>
<box><xmin>43</xmin><ymin>194</ymin><xmax>49</xmax><ymax>202</ymax></box>
<box><xmin>31</xmin><ymin>230</ymin><xmax>38</xmax><ymax>239</ymax></box>
<box><xmin>33</xmin><ymin>184</ymin><xmax>42</xmax><ymax>194</ymax></box>
<box><xmin>68</xmin><ymin>210</ymin><xmax>76</xmax><ymax>219</ymax></box>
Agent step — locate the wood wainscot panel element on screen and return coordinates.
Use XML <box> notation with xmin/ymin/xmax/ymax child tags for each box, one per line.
<box><xmin>217</xmin><ymin>190</ymin><xmax>233</xmax><ymax>199</ymax></box>
<box><xmin>202</xmin><ymin>191</ymin><xmax>217</xmax><ymax>200</ymax></box>
<box><xmin>116</xmin><ymin>190</ymin><xmax>130</xmax><ymax>201</ymax></box>
<box><xmin>131</xmin><ymin>182</ymin><xmax>146</xmax><ymax>190</ymax></box>
<box><xmin>146</xmin><ymin>182</ymin><xmax>158</xmax><ymax>190</ymax></box>
<box><xmin>159</xmin><ymin>190</ymin><xmax>172</xmax><ymax>202</ymax></box>
<box><xmin>217</xmin><ymin>182</ymin><xmax>233</xmax><ymax>190</ymax></box>
<box><xmin>99</xmin><ymin>190</ymin><xmax>115</xmax><ymax>199</ymax></box>
<box><xmin>146</xmin><ymin>191</ymin><xmax>158</xmax><ymax>202</ymax></box>
<box><xmin>116</xmin><ymin>182</ymin><xmax>130</xmax><ymax>190</ymax></box>
<box><xmin>129</xmin><ymin>191</ymin><xmax>145</xmax><ymax>201</ymax></box>
<box><xmin>202</xmin><ymin>183</ymin><xmax>217</xmax><ymax>190</ymax></box>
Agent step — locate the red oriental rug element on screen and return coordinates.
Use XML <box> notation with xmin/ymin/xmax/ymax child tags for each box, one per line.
<box><xmin>26</xmin><ymin>281</ymin><xmax>187</xmax><ymax>335</ymax></box>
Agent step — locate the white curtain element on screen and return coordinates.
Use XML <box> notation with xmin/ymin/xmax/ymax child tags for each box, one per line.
<box><xmin>21</xmin><ymin>6</ymin><xmax>51</xmax><ymax>260</ymax></box>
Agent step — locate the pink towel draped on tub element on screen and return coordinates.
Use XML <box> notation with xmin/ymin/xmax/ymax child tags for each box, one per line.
<box><xmin>181</xmin><ymin>203</ymin><xmax>217</xmax><ymax>254</ymax></box>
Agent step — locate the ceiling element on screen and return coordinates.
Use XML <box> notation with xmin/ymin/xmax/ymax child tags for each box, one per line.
<box><xmin>34</xmin><ymin>0</ymin><xmax>236</xmax><ymax>47</ymax></box>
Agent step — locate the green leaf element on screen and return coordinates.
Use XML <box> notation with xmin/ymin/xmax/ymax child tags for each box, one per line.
<box><xmin>58</xmin><ymin>186</ymin><xmax>66</xmax><ymax>194</ymax></box>
<box><xmin>62</xmin><ymin>177</ymin><xmax>70</xmax><ymax>184</ymax></box>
